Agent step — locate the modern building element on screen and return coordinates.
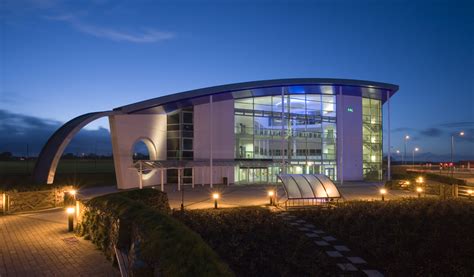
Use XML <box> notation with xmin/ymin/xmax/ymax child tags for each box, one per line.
<box><xmin>34</xmin><ymin>78</ymin><xmax>398</xmax><ymax>189</ymax></box>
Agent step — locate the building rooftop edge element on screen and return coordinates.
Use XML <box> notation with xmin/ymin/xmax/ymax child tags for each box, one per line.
<box><xmin>114</xmin><ymin>78</ymin><xmax>399</xmax><ymax>114</ymax></box>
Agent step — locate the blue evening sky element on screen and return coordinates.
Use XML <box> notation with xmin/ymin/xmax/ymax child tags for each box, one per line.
<box><xmin>1</xmin><ymin>0</ymin><xmax>473</xmax><ymax>160</ymax></box>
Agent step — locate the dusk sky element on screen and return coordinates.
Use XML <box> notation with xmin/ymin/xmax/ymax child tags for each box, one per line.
<box><xmin>1</xmin><ymin>0</ymin><xmax>473</xmax><ymax>161</ymax></box>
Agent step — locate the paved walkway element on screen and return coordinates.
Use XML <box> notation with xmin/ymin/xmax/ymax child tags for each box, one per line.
<box><xmin>0</xmin><ymin>209</ymin><xmax>118</xmax><ymax>276</ymax></box>
<box><xmin>79</xmin><ymin>182</ymin><xmax>418</xmax><ymax>210</ymax></box>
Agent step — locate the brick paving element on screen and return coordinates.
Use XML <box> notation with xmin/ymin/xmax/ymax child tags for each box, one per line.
<box><xmin>0</xmin><ymin>209</ymin><xmax>118</xmax><ymax>277</ymax></box>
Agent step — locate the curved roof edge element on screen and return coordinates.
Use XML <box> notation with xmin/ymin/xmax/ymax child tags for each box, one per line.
<box><xmin>33</xmin><ymin>111</ymin><xmax>116</xmax><ymax>184</ymax></box>
<box><xmin>115</xmin><ymin>78</ymin><xmax>399</xmax><ymax>114</ymax></box>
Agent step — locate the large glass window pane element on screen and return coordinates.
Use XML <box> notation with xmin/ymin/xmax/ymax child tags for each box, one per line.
<box><xmin>362</xmin><ymin>98</ymin><xmax>382</xmax><ymax>180</ymax></box>
<box><xmin>234</xmin><ymin>88</ymin><xmax>337</xmax><ymax>180</ymax></box>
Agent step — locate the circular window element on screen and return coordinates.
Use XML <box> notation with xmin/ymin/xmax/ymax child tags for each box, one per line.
<box><xmin>133</xmin><ymin>140</ymin><xmax>151</xmax><ymax>162</ymax></box>
<box><xmin>132</xmin><ymin>138</ymin><xmax>157</xmax><ymax>175</ymax></box>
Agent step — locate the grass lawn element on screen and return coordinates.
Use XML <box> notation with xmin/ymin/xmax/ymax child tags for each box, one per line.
<box><xmin>294</xmin><ymin>199</ymin><xmax>474</xmax><ymax>276</ymax></box>
<box><xmin>174</xmin><ymin>207</ymin><xmax>337</xmax><ymax>277</ymax></box>
<box><xmin>0</xmin><ymin>160</ymin><xmax>116</xmax><ymax>189</ymax></box>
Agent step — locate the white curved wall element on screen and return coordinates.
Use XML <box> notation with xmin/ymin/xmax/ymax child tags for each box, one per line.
<box><xmin>109</xmin><ymin>114</ymin><xmax>167</xmax><ymax>189</ymax></box>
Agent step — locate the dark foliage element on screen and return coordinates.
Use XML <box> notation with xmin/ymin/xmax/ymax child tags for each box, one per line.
<box><xmin>77</xmin><ymin>189</ymin><xmax>232</xmax><ymax>276</ymax></box>
<box><xmin>295</xmin><ymin>199</ymin><xmax>474</xmax><ymax>276</ymax></box>
<box><xmin>174</xmin><ymin>207</ymin><xmax>336</xmax><ymax>277</ymax></box>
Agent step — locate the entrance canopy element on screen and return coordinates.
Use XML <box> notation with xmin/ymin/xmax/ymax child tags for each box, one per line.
<box><xmin>278</xmin><ymin>174</ymin><xmax>341</xmax><ymax>199</ymax></box>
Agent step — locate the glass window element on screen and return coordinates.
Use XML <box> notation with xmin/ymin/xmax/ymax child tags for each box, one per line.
<box><xmin>234</xmin><ymin>88</ymin><xmax>337</xmax><ymax>179</ymax></box>
<box><xmin>362</xmin><ymin>98</ymin><xmax>382</xmax><ymax>180</ymax></box>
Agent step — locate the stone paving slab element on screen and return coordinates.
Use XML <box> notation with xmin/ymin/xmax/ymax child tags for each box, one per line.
<box><xmin>326</xmin><ymin>251</ymin><xmax>343</xmax><ymax>258</ymax></box>
<box><xmin>334</xmin><ymin>245</ymin><xmax>350</xmax><ymax>252</ymax></box>
<box><xmin>337</xmin><ymin>263</ymin><xmax>358</xmax><ymax>271</ymax></box>
<box><xmin>348</xmin><ymin>256</ymin><xmax>367</xmax><ymax>264</ymax></box>
<box><xmin>0</xmin><ymin>209</ymin><xmax>118</xmax><ymax>277</ymax></box>
<box><xmin>363</xmin><ymin>269</ymin><xmax>385</xmax><ymax>277</ymax></box>
<box><xmin>315</xmin><ymin>240</ymin><xmax>330</xmax><ymax>246</ymax></box>
<box><xmin>322</xmin><ymin>236</ymin><xmax>337</xmax><ymax>242</ymax></box>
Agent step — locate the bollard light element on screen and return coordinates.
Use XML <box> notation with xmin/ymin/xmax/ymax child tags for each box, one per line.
<box><xmin>416</xmin><ymin>187</ymin><xmax>423</xmax><ymax>198</ymax></box>
<box><xmin>212</xmin><ymin>193</ymin><xmax>219</xmax><ymax>209</ymax></box>
<box><xmin>66</xmin><ymin>207</ymin><xmax>75</xmax><ymax>232</ymax></box>
<box><xmin>380</xmin><ymin>188</ymin><xmax>387</xmax><ymax>201</ymax></box>
<box><xmin>268</xmin><ymin>190</ymin><xmax>274</xmax><ymax>205</ymax></box>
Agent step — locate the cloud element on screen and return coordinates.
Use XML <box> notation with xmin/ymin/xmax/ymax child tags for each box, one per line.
<box><xmin>391</xmin><ymin>127</ymin><xmax>415</xmax><ymax>133</ymax></box>
<box><xmin>0</xmin><ymin>110</ymin><xmax>112</xmax><ymax>156</ymax></box>
<box><xmin>391</xmin><ymin>121</ymin><xmax>474</xmax><ymax>142</ymax></box>
<box><xmin>439</xmin><ymin>122</ymin><xmax>474</xmax><ymax>128</ymax></box>
<box><xmin>419</xmin><ymin>127</ymin><xmax>443</xmax><ymax>138</ymax></box>
<box><xmin>44</xmin><ymin>14</ymin><xmax>174</xmax><ymax>43</ymax></box>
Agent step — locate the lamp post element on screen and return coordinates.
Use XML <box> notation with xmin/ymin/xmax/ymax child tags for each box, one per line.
<box><xmin>380</xmin><ymin>188</ymin><xmax>387</xmax><ymax>201</ymax></box>
<box><xmin>268</xmin><ymin>190</ymin><xmax>275</xmax><ymax>205</ymax></box>
<box><xmin>412</xmin><ymin>147</ymin><xmax>419</xmax><ymax>168</ymax></box>
<box><xmin>451</xmin><ymin>131</ymin><xmax>465</xmax><ymax>177</ymax></box>
<box><xmin>416</xmin><ymin>176</ymin><xmax>424</xmax><ymax>198</ymax></box>
<box><xmin>416</xmin><ymin>186</ymin><xmax>423</xmax><ymax>198</ymax></box>
<box><xmin>212</xmin><ymin>193</ymin><xmax>219</xmax><ymax>209</ymax></box>
<box><xmin>403</xmin><ymin>135</ymin><xmax>410</xmax><ymax>165</ymax></box>
<box><xmin>66</xmin><ymin>207</ymin><xmax>75</xmax><ymax>232</ymax></box>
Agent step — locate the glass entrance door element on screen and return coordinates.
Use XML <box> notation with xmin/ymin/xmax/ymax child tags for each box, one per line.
<box><xmin>238</xmin><ymin>167</ymin><xmax>269</xmax><ymax>184</ymax></box>
<box><xmin>324</xmin><ymin>168</ymin><xmax>335</xmax><ymax>180</ymax></box>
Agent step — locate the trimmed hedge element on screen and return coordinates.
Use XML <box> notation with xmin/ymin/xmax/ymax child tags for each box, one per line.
<box><xmin>77</xmin><ymin>188</ymin><xmax>233</xmax><ymax>276</ymax></box>
<box><xmin>295</xmin><ymin>199</ymin><xmax>474</xmax><ymax>276</ymax></box>
<box><xmin>174</xmin><ymin>207</ymin><xmax>336</xmax><ymax>276</ymax></box>
<box><xmin>114</xmin><ymin>188</ymin><xmax>171</xmax><ymax>213</ymax></box>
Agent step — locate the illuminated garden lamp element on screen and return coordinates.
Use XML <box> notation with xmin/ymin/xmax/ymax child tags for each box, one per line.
<box><xmin>69</xmin><ymin>190</ymin><xmax>77</xmax><ymax>200</ymax></box>
<box><xmin>66</xmin><ymin>207</ymin><xmax>75</xmax><ymax>232</ymax></box>
<box><xmin>212</xmin><ymin>193</ymin><xmax>220</xmax><ymax>209</ymax></box>
<box><xmin>467</xmin><ymin>189</ymin><xmax>473</xmax><ymax>200</ymax></box>
<box><xmin>380</xmin><ymin>188</ymin><xmax>387</xmax><ymax>201</ymax></box>
<box><xmin>416</xmin><ymin>187</ymin><xmax>423</xmax><ymax>198</ymax></box>
<box><xmin>268</xmin><ymin>190</ymin><xmax>275</xmax><ymax>205</ymax></box>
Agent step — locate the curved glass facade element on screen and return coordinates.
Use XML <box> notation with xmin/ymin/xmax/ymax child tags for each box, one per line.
<box><xmin>234</xmin><ymin>86</ymin><xmax>337</xmax><ymax>183</ymax></box>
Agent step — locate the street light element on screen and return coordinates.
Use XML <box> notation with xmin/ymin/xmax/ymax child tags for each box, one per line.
<box><xmin>416</xmin><ymin>187</ymin><xmax>423</xmax><ymax>198</ymax></box>
<box><xmin>66</xmin><ymin>207</ymin><xmax>75</xmax><ymax>232</ymax></box>
<box><xmin>380</xmin><ymin>188</ymin><xmax>387</xmax><ymax>201</ymax></box>
<box><xmin>212</xmin><ymin>193</ymin><xmax>219</xmax><ymax>209</ymax></box>
<box><xmin>451</xmin><ymin>131</ymin><xmax>465</xmax><ymax>177</ymax></box>
<box><xmin>404</xmin><ymin>135</ymin><xmax>410</xmax><ymax>165</ymax></box>
<box><xmin>412</xmin><ymin>147</ymin><xmax>419</xmax><ymax>168</ymax></box>
<box><xmin>268</xmin><ymin>190</ymin><xmax>275</xmax><ymax>205</ymax></box>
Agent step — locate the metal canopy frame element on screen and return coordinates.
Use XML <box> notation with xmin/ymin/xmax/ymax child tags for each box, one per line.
<box><xmin>131</xmin><ymin>159</ymin><xmax>281</xmax><ymax>170</ymax></box>
<box><xmin>277</xmin><ymin>174</ymin><xmax>342</xmax><ymax>208</ymax></box>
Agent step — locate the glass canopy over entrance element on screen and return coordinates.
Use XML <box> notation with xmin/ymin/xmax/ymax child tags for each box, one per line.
<box><xmin>277</xmin><ymin>174</ymin><xmax>341</xmax><ymax>199</ymax></box>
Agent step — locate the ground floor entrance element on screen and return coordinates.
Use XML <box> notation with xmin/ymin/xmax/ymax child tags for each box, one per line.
<box><xmin>234</xmin><ymin>162</ymin><xmax>337</xmax><ymax>184</ymax></box>
<box><xmin>237</xmin><ymin>167</ymin><xmax>269</xmax><ymax>183</ymax></box>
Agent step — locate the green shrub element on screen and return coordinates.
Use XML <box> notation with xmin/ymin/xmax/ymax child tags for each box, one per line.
<box><xmin>295</xmin><ymin>199</ymin><xmax>474</xmax><ymax>276</ymax></box>
<box><xmin>174</xmin><ymin>207</ymin><xmax>336</xmax><ymax>276</ymax></box>
<box><xmin>113</xmin><ymin>188</ymin><xmax>171</xmax><ymax>213</ymax></box>
<box><xmin>78</xmin><ymin>189</ymin><xmax>233</xmax><ymax>276</ymax></box>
